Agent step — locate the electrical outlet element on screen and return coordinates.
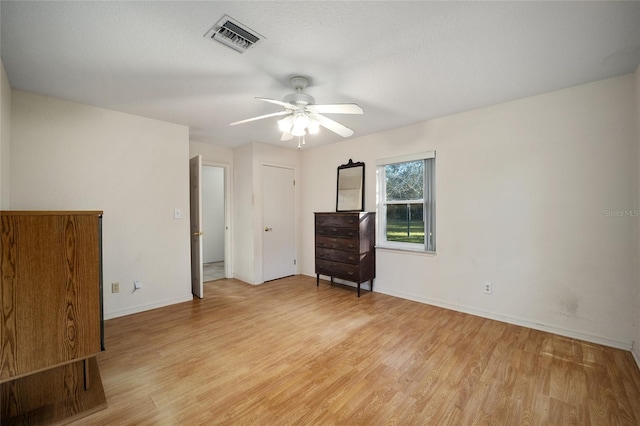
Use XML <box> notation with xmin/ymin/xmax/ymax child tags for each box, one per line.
<box><xmin>111</xmin><ymin>282</ymin><xmax>120</xmax><ymax>293</ymax></box>
<box><xmin>483</xmin><ymin>282</ymin><xmax>492</xmax><ymax>295</ymax></box>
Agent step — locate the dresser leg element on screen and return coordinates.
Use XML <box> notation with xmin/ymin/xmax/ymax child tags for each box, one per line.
<box><xmin>316</xmin><ymin>274</ymin><xmax>319</xmax><ymax>286</ymax></box>
<box><xmin>357</xmin><ymin>283</ymin><xmax>361</xmax><ymax>297</ymax></box>
<box><xmin>371</xmin><ymin>279</ymin><xmax>374</xmax><ymax>292</ymax></box>
<box><xmin>330</xmin><ymin>277</ymin><xmax>334</xmax><ymax>286</ymax></box>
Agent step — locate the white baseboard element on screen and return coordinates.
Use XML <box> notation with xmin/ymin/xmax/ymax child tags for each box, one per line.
<box><xmin>632</xmin><ymin>341</ymin><xmax>640</xmax><ymax>370</ymax></box>
<box><xmin>373</xmin><ymin>285</ymin><xmax>632</xmax><ymax>350</ymax></box>
<box><xmin>233</xmin><ymin>273</ymin><xmax>255</xmax><ymax>285</ymax></box>
<box><xmin>307</xmin><ymin>274</ymin><xmax>632</xmax><ymax>351</ymax></box>
<box><xmin>104</xmin><ymin>294</ymin><xmax>194</xmax><ymax>320</ymax></box>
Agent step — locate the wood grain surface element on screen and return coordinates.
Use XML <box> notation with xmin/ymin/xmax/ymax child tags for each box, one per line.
<box><xmin>81</xmin><ymin>276</ymin><xmax>640</xmax><ymax>425</ymax></box>
<box><xmin>1</xmin><ymin>213</ymin><xmax>101</xmax><ymax>381</ymax></box>
<box><xmin>1</xmin><ymin>357</ymin><xmax>106</xmax><ymax>424</ymax></box>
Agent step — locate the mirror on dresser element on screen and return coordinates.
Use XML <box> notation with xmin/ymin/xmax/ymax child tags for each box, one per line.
<box><xmin>336</xmin><ymin>159</ymin><xmax>365</xmax><ymax>212</ymax></box>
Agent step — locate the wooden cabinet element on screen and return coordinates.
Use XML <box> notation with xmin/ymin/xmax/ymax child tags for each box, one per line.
<box><xmin>314</xmin><ymin>212</ymin><xmax>375</xmax><ymax>297</ymax></box>
<box><xmin>1</xmin><ymin>211</ymin><xmax>106</xmax><ymax>424</ymax></box>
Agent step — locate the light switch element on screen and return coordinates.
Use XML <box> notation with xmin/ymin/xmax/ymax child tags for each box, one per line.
<box><xmin>174</xmin><ymin>208</ymin><xmax>182</xmax><ymax>219</ymax></box>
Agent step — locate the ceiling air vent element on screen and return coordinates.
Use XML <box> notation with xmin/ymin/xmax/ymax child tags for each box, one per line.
<box><xmin>204</xmin><ymin>15</ymin><xmax>264</xmax><ymax>53</ymax></box>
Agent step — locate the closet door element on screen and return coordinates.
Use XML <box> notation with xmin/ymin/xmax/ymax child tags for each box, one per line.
<box><xmin>262</xmin><ymin>165</ymin><xmax>296</xmax><ymax>282</ymax></box>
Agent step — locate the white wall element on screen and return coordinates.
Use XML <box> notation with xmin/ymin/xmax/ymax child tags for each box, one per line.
<box><xmin>202</xmin><ymin>166</ymin><xmax>225</xmax><ymax>263</ymax></box>
<box><xmin>189</xmin><ymin>140</ymin><xmax>233</xmax><ymax>165</ymax></box>
<box><xmin>233</xmin><ymin>143</ymin><xmax>255</xmax><ymax>283</ymax></box>
<box><xmin>302</xmin><ymin>74</ymin><xmax>637</xmax><ymax>349</ymax></box>
<box><xmin>0</xmin><ymin>59</ymin><xmax>11</xmax><ymax>209</ymax></box>
<box><xmin>10</xmin><ymin>90</ymin><xmax>192</xmax><ymax>319</ymax></box>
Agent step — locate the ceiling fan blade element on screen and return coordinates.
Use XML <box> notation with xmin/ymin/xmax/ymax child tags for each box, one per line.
<box><xmin>256</xmin><ymin>97</ymin><xmax>296</xmax><ymax>110</ymax></box>
<box><xmin>309</xmin><ymin>103</ymin><xmax>363</xmax><ymax>114</ymax></box>
<box><xmin>229</xmin><ymin>110</ymin><xmax>290</xmax><ymax>126</ymax></box>
<box><xmin>313</xmin><ymin>114</ymin><xmax>355</xmax><ymax>137</ymax></box>
<box><xmin>281</xmin><ymin>132</ymin><xmax>294</xmax><ymax>141</ymax></box>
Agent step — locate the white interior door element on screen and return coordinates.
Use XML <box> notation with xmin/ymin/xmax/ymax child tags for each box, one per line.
<box><xmin>190</xmin><ymin>155</ymin><xmax>203</xmax><ymax>298</ymax></box>
<box><xmin>262</xmin><ymin>165</ymin><xmax>295</xmax><ymax>282</ymax></box>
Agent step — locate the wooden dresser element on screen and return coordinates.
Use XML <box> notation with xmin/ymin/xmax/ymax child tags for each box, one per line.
<box><xmin>314</xmin><ymin>212</ymin><xmax>375</xmax><ymax>296</ymax></box>
<box><xmin>1</xmin><ymin>211</ymin><xmax>106</xmax><ymax>424</ymax></box>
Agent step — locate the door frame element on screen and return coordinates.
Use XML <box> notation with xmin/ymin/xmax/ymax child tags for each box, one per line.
<box><xmin>203</xmin><ymin>160</ymin><xmax>233</xmax><ymax>280</ymax></box>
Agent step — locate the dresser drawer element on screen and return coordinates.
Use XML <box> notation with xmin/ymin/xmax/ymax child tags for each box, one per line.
<box><xmin>315</xmin><ymin>214</ymin><xmax>359</xmax><ymax>227</ymax></box>
<box><xmin>316</xmin><ymin>248</ymin><xmax>360</xmax><ymax>264</ymax></box>
<box><xmin>316</xmin><ymin>260</ymin><xmax>361</xmax><ymax>282</ymax></box>
<box><xmin>315</xmin><ymin>236</ymin><xmax>359</xmax><ymax>251</ymax></box>
<box><xmin>315</xmin><ymin>225</ymin><xmax>358</xmax><ymax>239</ymax></box>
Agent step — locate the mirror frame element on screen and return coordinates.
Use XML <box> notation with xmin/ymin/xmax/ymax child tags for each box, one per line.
<box><xmin>336</xmin><ymin>159</ymin><xmax>365</xmax><ymax>212</ymax></box>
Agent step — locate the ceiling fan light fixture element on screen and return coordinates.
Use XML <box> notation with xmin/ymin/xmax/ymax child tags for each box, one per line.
<box><xmin>230</xmin><ymin>74</ymin><xmax>363</xmax><ymax>147</ymax></box>
<box><xmin>292</xmin><ymin>112</ymin><xmax>310</xmax><ymax>129</ymax></box>
<box><xmin>277</xmin><ymin>116</ymin><xmax>292</xmax><ymax>133</ymax></box>
<box><xmin>291</xmin><ymin>127</ymin><xmax>306</xmax><ymax>137</ymax></box>
<box><xmin>308</xmin><ymin>119</ymin><xmax>320</xmax><ymax>135</ymax></box>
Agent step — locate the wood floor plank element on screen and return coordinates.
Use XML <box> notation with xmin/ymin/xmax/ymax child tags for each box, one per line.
<box><xmin>68</xmin><ymin>276</ymin><xmax>640</xmax><ymax>425</ymax></box>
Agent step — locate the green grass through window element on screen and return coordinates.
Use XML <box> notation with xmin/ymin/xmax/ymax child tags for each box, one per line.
<box><xmin>386</xmin><ymin>220</ymin><xmax>425</xmax><ymax>244</ymax></box>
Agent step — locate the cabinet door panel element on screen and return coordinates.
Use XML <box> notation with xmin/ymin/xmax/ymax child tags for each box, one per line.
<box><xmin>1</xmin><ymin>214</ymin><xmax>101</xmax><ymax>380</ymax></box>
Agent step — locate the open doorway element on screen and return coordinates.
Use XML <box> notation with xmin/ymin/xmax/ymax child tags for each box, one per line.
<box><xmin>202</xmin><ymin>165</ymin><xmax>226</xmax><ymax>282</ymax></box>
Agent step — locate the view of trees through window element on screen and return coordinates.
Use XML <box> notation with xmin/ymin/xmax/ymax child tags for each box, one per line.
<box><xmin>385</xmin><ymin>160</ymin><xmax>425</xmax><ymax>244</ymax></box>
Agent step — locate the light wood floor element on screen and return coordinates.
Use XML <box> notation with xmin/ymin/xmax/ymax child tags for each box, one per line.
<box><xmin>80</xmin><ymin>276</ymin><xmax>640</xmax><ymax>425</ymax></box>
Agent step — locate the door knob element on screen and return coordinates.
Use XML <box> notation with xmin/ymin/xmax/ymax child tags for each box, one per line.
<box><xmin>192</xmin><ymin>231</ymin><xmax>204</xmax><ymax>236</ymax></box>
<box><xmin>264</xmin><ymin>227</ymin><xmax>273</xmax><ymax>232</ymax></box>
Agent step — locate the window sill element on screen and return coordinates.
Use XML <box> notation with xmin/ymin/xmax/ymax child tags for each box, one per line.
<box><xmin>375</xmin><ymin>245</ymin><xmax>436</xmax><ymax>256</ymax></box>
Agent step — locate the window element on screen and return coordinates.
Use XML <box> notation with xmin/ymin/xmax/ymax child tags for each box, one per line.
<box><xmin>376</xmin><ymin>152</ymin><xmax>435</xmax><ymax>252</ymax></box>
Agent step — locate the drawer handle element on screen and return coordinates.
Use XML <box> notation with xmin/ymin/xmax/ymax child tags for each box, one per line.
<box><xmin>347</xmin><ymin>271</ymin><xmax>354</xmax><ymax>276</ymax></box>
<box><xmin>348</xmin><ymin>257</ymin><xmax>354</xmax><ymax>261</ymax></box>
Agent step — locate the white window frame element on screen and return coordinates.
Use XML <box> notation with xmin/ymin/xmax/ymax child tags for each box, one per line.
<box><xmin>376</xmin><ymin>151</ymin><xmax>436</xmax><ymax>252</ymax></box>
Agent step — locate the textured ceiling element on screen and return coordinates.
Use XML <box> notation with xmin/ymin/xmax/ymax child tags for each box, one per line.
<box><xmin>2</xmin><ymin>1</ymin><xmax>640</xmax><ymax>149</ymax></box>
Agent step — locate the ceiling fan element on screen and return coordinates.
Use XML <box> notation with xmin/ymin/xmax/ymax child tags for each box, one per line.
<box><xmin>230</xmin><ymin>76</ymin><xmax>363</xmax><ymax>146</ymax></box>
